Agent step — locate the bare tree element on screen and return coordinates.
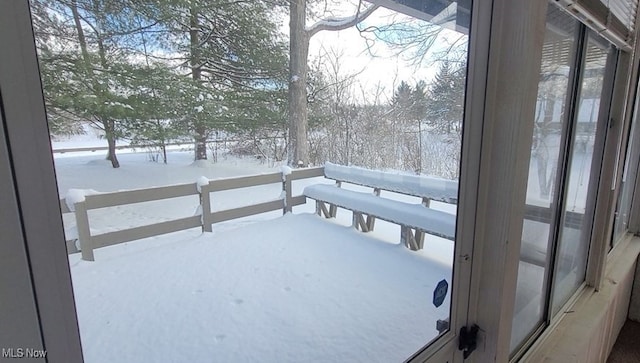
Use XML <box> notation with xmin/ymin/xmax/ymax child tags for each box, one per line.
<box><xmin>288</xmin><ymin>0</ymin><xmax>378</xmax><ymax>167</ymax></box>
<box><xmin>319</xmin><ymin>47</ymin><xmax>363</xmax><ymax>164</ymax></box>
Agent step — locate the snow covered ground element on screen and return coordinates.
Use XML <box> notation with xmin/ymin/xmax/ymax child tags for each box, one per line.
<box><xmin>54</xmin><ymin>146</ymin><xmax>455</xmax><ymax>362</ymax></box>
<box><xmin>69</xmin><ymin>214</ymin><xmax>450</xmax><ymax>363</ymax></box>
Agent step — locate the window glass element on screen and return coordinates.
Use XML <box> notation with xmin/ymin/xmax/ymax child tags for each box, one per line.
<box><xmin>29</xmin><ymin>0</ymin><xmax>473</xmax><ymax>361</ymax></box>
<box><xmin>511</xmin><ymin>5</ymin><xmax>616</xmax><ymax>354</ymax></box>
<box><xmin>510</xmin><ymin>6</ymin><xmax>578</xmax><ymax>352</ymax></box>
<box><xmin>551</xmin><ymin>34</ymin><xmax>612</xmax><ymax>315</ymax></box>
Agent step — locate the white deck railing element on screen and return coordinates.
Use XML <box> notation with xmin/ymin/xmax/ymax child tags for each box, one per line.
<box><xmin>60</xmin><ymin>167</ymin><xmax>325</xmax><ymax>261</ymax></box>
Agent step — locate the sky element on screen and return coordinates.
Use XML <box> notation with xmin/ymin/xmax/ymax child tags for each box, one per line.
<box><xmin>294</xmin><ymin>1</ymin><xmax>469</xmax><ymax>103</ymax></box>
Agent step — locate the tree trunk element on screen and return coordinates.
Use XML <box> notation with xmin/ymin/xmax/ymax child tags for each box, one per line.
<box><xmin>418</xmin><ymin>120</ymin><xmax>423</xmax><ymax>174</ymax></box>
<box><xmin>344</xmin><ymin>122</ymin><xmax>349</xmax><ymax>165</ymax></box>
<box><xmin>287</xmin><ymin>1</ymin><xmax>378</xmax><ymax>167</ymax></box>
<box><xmin>195</xmin><ymin>134</ymin><xmax>208</xmax><ymax>161</ymax></box>
<box><xmin>71</xmin><ymin>0</ymin><xmax>90</xmax><ymax>64</ymax></box>
<box><xmin>190</xmin><ymin>8</ymin><xmax>207</xmax><ymax>161</ymax></box>
<box><xmin>161</xmin><ymin>139</ymin><xmax>168</xmax><ymax>164</ymax></box>
<box><xmin>536</xmin><ymin>98</ymin><xmax>554</xmax><ymax>198</ymax></box>
<box><xmin>105</xmin><ymin>121</ymin><xmax>120</xmax><ymax>168</ymax></box>
<box><xmin>288</xmin><ymin>0</ymin><xmax>310</xmax><ymax>167</ymax></box>
<box><xmin>212</xmin><ymin>131</ymin><xmax>219</xmax><ymax>163</ymax></box>
<box><xmin>97</xmin><ymin>37</ymin><xmax>121</xmax><ymax>168</ymax></box>
<box><xmin>106</xmin><ymin>139</ymin><xmax>120</xmax><ymax>168</ymax></box>
<box><xmin>72</xmin><ymin>0</ymin><xmax>121</xmax><ymax>168</ymax></box>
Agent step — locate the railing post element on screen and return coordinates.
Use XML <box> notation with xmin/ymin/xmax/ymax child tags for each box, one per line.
<box><xmin>283</xmin><ymin>172</ymin><xmax>292</xmax><ymax>214</ymax></box>
<box><xmin>75</xmin><ymin>201</ymin><xmax>94</xmax><ymax>261</ymax></box>
<box><xmin>200</xmin><ymin>182</ymin><xmax>213</xmax><ymax>232</ymax></box>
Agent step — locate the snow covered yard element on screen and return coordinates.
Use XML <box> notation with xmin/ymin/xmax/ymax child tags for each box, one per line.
<box><xmin>54</xmin><ymin>149</ymin><xmax>455</xmax><ymax>362</ymax></box>
<box><xmin>68</xmin><ymin>213</ymin><xmax>451</xmax><ymax>363</ymax></box>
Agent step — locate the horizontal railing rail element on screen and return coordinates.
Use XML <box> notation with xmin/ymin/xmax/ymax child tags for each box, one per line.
<box><xmin>60</xmin><ymin>166</ymin><xmax>325</xmax><ymax>261</ymax></box>
<box><xmin>290</xmin><ymin>167</ymin><xmax>325</xmax><ymax>180</ymax></box>
<box><xmin>84</xmin><ymin>183</ymin><xmax>199</xmax><ymax>209</ymax></box>
<box><xmin>206</xmin><ymin>172</ymin><xmax>283</xmax><ymax>192</ymax></box>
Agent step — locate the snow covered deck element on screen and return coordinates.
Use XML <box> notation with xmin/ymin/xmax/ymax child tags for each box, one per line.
<box><xmin>70</xmin><ymin>213</ymin><xmax>451</xmax><ymax>363</ymax></box>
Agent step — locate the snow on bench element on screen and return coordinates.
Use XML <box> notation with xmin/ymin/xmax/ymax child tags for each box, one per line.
<box><xmin>304</xmin><ymin>184</ymin><xmax>456</xmax><ymax>242</ymax></box>
<box><xmin>304</xmin><ymin>164</ymin><xmax>458</xmax><ymax>250</ymax></box>
<box><xmin>324</xmin><ymin>162</ymin><xmax>458</xmax><ymax>204</ymax></box>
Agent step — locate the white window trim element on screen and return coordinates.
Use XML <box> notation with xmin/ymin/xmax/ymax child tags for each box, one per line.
<box><xmin>466</xmin><ymin>0</ymin><xmax>551</xmax><ymax>361</ymax></box>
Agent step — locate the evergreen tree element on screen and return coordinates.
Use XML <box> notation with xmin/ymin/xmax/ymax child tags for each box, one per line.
<box><xmin>426</xmin><ymin>60</ymin><xmax>466</xmax><ymax>134</ymax></box>
<box><xmin>33</xmin><ymin>0</ymin><xmax>169</xmax><ymax>168</ymax></box>
<box><xmin>391</xmin><ymin>81</ymin><xmax>414</xmax><ymax>120</ymax></box>
<box><xmin>125</xmin><ymin>66</ymin><xmax>195</xmax><ymax>163</ymax></box>
<box><xmin>390</xmin><ymin>80</ymin><xmax>430</xmax><ymax>173</ymax></box>
<box><xmin>33</xmin><ymin>0</ymin><xmax>288</xmax><ymax>164</ymax></box>
<box><xmin>157</xmin><ymin>0</ymin><xmax>288</xmax><ymax>160</ymax></box>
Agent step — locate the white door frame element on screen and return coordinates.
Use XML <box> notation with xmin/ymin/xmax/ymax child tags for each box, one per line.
<box><xmin>466</xmin><ymin>0</ymin><xmax>550</xmax><ymax>361</ymax></box>
<box><xmin>0</xmin><ymin>1</ymin><xmax>83</xmax><ymax>362</ymax></box>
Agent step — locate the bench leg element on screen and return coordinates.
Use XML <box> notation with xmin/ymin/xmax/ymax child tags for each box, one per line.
<box><xmin>329</xmin><ymin>204</ymin><xmax>338</xmax><ymax>218</ymax></box>
<box><xmin>358</xmin><ymin>213</ymin><xmax>369</xmax><ymax>232</ymax></box>
<box><xmin>415</xmin><ymin>230</ymin><xmax>425</xmax><ymax>250</ymax></box>
<box><xmin>401</xmin><ymin>226</ymin><xmax>419</xmax><ymax>251</ymax></box>
<box><xmin>352</xmin><ymin>212</ymin><xmax>369</xmax><ymax>232</ymax></box>
<box><xmin>365</xmin><ymin>214</ymin><xmax>376</xmax><ymax>231</ymax></box>
<box><xmin>366</xmin><ymin>189</ymin><xmax>381</xmax><ymax>231</ymax></box>
<box><xmin>316</xmin><ymin>201</ymin><xmax>331</xmax><ymax>218</ymax></box>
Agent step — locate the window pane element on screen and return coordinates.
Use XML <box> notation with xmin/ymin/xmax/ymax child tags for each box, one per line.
<box><xmin>510</xmin><ymin>5</ymin><xmax>578</xmax><ymax>352</ymax></box>
<box><xmin>30</xmin><ymin>0</ymin><xmax>472</xmax><ymax>361</ymax></box>
<box><xmin>551</xmin><ymin>34</ymin><xmax>612</xmax><ymax>315</ymax></box>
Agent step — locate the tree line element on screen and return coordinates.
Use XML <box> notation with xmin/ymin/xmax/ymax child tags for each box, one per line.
<box><xmin>308</xmin><ymin>55</ymin><xmax>466</xmax><ymax>178</ymax></box>
<box><xmin>34</xmin><ymin>0</ymin><xmax>467</xmax><ymax>178</ymax></box>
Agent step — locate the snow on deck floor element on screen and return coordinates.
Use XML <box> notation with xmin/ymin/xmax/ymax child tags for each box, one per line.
<box><xmin>70</xmin><ymin>213</ymin><xmax>451</xmax><ymax>363</ymax></box>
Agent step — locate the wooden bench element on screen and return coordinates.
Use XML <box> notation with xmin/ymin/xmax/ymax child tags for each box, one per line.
<box><xmin>303</xmin><ymin>163</ymin><xmax>458</xmax><ymax>250</ymax></box>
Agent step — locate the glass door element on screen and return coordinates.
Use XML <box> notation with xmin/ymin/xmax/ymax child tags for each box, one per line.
<box><xmin>19</xmin><ymin>0</ymin><xmax>485</xmax><ymax>362</ymax></box>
